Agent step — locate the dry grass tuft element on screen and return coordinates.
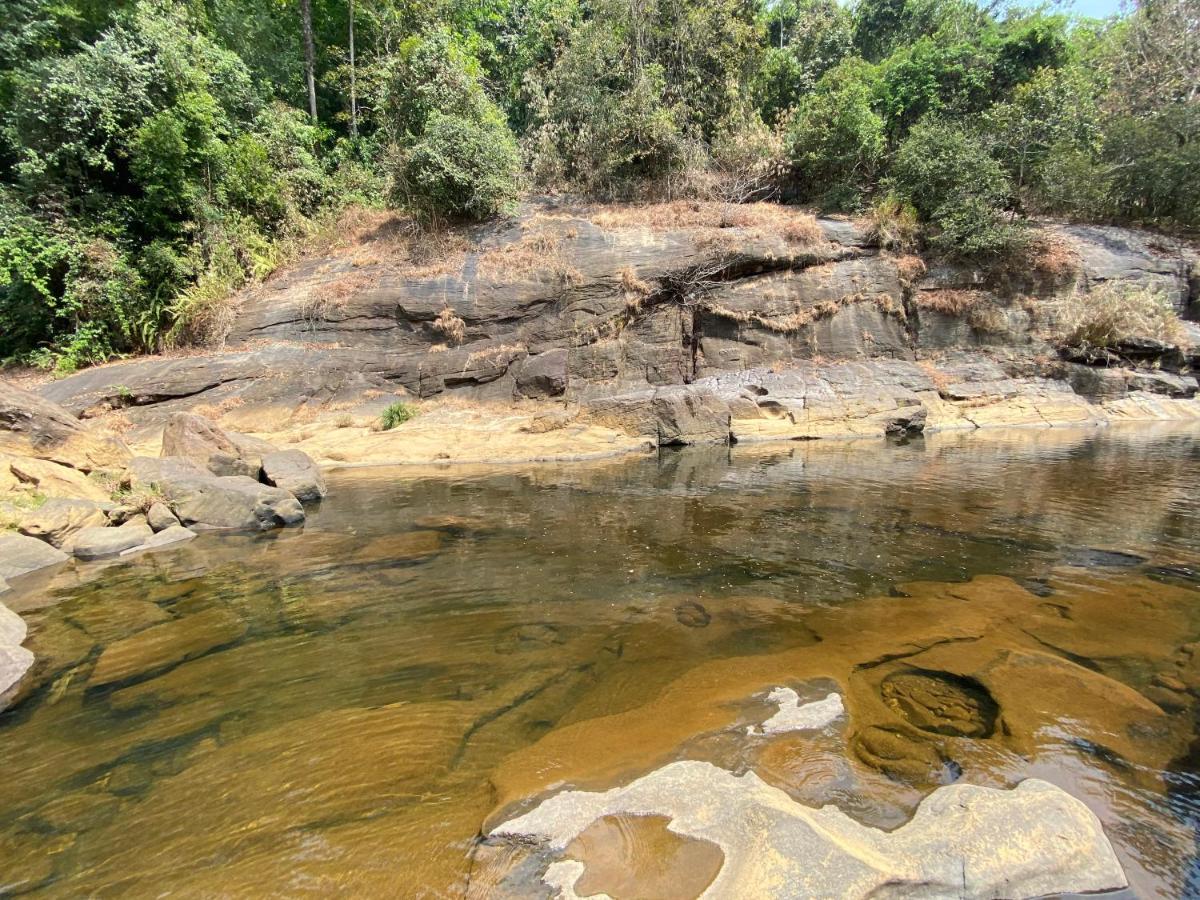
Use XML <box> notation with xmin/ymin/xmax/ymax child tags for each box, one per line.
<box><xmin>1027</xmin><ymin>233</ymin><xmax>1081</xmax><ymax>280</ymax></box>
<box><xmin>917</xmin><ymin>359</ymin><xmax>954</xmax><ymax>393</ymax></box>
<box><xmin>477</xmin><ymin>229</ymin><xmax>585</xmax><ymax>285</ymax></box>
<box><xmin>1056</xmin><ymin>282</ymin><xmax>1185</xmax><ymax>350</ymax></box>
<box><xmin>700</xmin><ymin>292</ymin><xmax>898</xmax><ymax>334</ymax></box>
<box><xmin>915</xmin><ymin>289</ymin><xmax>984</xmax><ymax>317</ymax></box>
<box><xmin>967</xmin><ymin>305</ymin><xmax>1008</xmax><ymax>334</ymax></box>
<box><xmin>432</xmin><ymin>307</ymin><xmax>467</xmax><ymax>345</ymax></box>
<box><xmin>861</xmin><ymin>197</ymin><xmax>920</xmax><ymax>252</ymax></box>
<box><xmin>585</xmin><ymin>201</ymin><xmax>824</xmax><ymax>247</ymax></box>
<box><xmin>894</xmin><ymin>254</ymin><xmax>927</xmax><ymax>288</ymax></box>
<box><xmin>620</xmin><ymin>266</ymin><xmax>653</xmax><ymax>311</ymax></box>
<box><xmin>301</xmin><ymin>271</ymin><xmax>371</xmax><ymax>326</ymax></box>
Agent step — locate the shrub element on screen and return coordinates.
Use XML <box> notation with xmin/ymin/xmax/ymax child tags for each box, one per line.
<box><xmin>785</xmin><ymin>58</ymin><xmax>885</xmax><ymax>209</ymax></box>
<box><xmin>379</xmin><ymin>401</ymin><xmax>415</xmax><ymax>430</ymax></box>
<box><xmin>889</xmin><ymin>121</ymin><xmax>1024</xmax><ymax>257</ymax></box>
<box><xmin>398</xmin><ymin>111</ymin><xmax>520</xmax><ymax>221</ymax></box>
<box><xmin>432</xmin><ymin>306</ymin><xmax>467</xmax><ymax>343</ymax></box>
<box><xmin>863</xmin><ymin>195</ymin><xmax>919</xmax><ymax>251</ymax></box>
<box><xmin>1056</xmin><ymin>283</ymin><xmax>1185</xmax><ymax>351</ymax></box>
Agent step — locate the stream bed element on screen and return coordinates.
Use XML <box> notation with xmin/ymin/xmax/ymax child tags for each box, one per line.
<box><xmin>3</xmin><ymin>425</ymin><xmax>1200</xmax><ymax>897</ymax></box>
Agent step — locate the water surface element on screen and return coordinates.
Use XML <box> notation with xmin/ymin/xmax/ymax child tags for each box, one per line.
<box><xmin>3</xmin><ymin>425</ymin><xmax>1200</xmax><ymax>897</ymax></box>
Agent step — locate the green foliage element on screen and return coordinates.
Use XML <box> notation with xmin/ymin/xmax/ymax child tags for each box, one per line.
<box><xmin>380</xmin><ymin>401</ymin><xmax>415</xmax><ymax>430</ymax></box>
<box><xmin>399</xmin><ymin>111</ymin><xmax>521</xmax><ymax>221</ymax></box>
<box><xmin>785</xmin><ymin>58</ymin><xmax>884</xmax><ymax>209</ymax></box>
<box><xmin>384</xmin><ymin>29</ymin><xmax>520</xmax><ymax>219</ymax></box>
<box><xmin>889</xmin><ymin>120</ymin><xmax>1024</xmax><ymax>257</ymax></box>
<box><xmin>0</xmin><ymin>0</ymin><xmax>1194</xmax><ymax>369</ymax></box>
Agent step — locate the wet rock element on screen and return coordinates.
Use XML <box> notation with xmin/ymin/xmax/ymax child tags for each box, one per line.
<box><xmin>89</xmin><ymin>606</ymin><xmax>247</xmax><ymax>688</ymax></box>
<box><xmin>492</xmin><ymin>760</ymin><xmax>1128</xmax><ymax>899</ymax></box>
<box><xmin>674</xmin><ymin>600</ymin><xmax>711</xmax><ymax>628</ymax></box>
<box><xmin>68</xmin><ymin>525</ymin><xmax>153</xmax><ymax>560</ymax></box>
<box><xmin>0</xmin><ymin>532</ymin><xmax>70</xmax><ymax>580</ymax></box>
<box><xmin>160</xmin><ymin>413</ymin><xmax>271</xmax><ymax>478</ymax></box>
<box><xmin>852</xmin><ymin>725</ymin><xmax>954</xmax><ymax>785</ymax></box>
<box><xmin>413</xmin><ymin>514</ymin><xmax>489</xmax><ymax>534</ymax></box>
<box><xmin>1063</xmin><ymin>547</ymin><xmax>1147</xmax><ymax>569</ymax></box>
<box><xmin>146</xmin><ymin>502</ymin><xmax>180</xmax><ymax>532</ymax></box>
<box><xmin>880</xmin><ymin>669</ymin><xmax>998</xmax><ymax>738</ymax></box>
<box><xmin>122</xmin><ymin>525</ymin><xmax>197</xmax><ymax>555</ymax></box>
<box><xmin>261</xmin><ymin>449</ymin><xmax>326</xmax><ymax>502</ymax></box>
<box><xmin>0</xmin><ymin>600</ymin><xmax>33</xmax><ymax>711</ymax></box>
<box><xmin>18</xmin><ymin>498</ymin><xmax>108</xmax><ymax>548</ymax></box>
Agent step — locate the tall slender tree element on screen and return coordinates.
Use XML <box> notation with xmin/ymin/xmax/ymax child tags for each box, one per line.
<box><xmin>349</xmin><ymin>0</ymin><xmax>358</xmax><ymax>136</ymax></box>
<box><xmin>300</xmin><ymin>0</ymin><xmax>318</xmax><ymax>121</ymax></box>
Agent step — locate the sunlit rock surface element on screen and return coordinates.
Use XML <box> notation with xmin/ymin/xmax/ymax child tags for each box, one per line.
<box><xmin>493</xmin><ymin>761</ymin><xmax>1127</xmax><ymax>899</ymax></box>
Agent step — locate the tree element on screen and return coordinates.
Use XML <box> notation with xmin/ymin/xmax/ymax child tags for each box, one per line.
<box><xmin>300</xmin><ymin>0</ymin><xmax>318</xmax><ymax>121</ymax></box>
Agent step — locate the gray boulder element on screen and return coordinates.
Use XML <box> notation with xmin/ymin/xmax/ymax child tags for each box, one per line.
<box><xmin>0</xmin><ymin>533</ymin><xmax>70</xmax><ymax>580</ymax></box>
<box><xmin>69</xmin><ymin>525</ymin><xmax>154</xmax><ymax>560</ymax></box>
<box><xmin>121</xmin><ymin>524</ymin><xmax>196</xmax><ymax>555</ymax></box>
<box><xmin>146</xmin><ymin>501</ymin><xmax>180</xmax><ymax>532</ymax></box>
<box><xmin>18</xmin><ymin>498</ymin><xmax>108</xmax><ymax>548</ymax></box>
<box><xmin>127</xmin><ymin>455</ymin><xmax>304</xmax><ymax>530</ymax></box>
<box><xmin>0</xmin><ymin>601</ymin><xmax>32</xmax><ymax>711</ymax></box>
<box><xmin>261</xmin><ymin>449</ymin><xmax>327</xmax><ymax>502</ymax></box>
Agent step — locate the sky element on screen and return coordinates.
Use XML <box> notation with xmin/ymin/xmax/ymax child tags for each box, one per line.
<box><xmin>1011</xmin><ymin>0</ymin><xmax>1128</xmax><ymax>17</ymax></box>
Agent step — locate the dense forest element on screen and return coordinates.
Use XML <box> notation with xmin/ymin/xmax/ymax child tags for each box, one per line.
<box><xmin>0</xmin><ymin>0</ymin><xmax>1196</xmax><ymax>372</ymax></box>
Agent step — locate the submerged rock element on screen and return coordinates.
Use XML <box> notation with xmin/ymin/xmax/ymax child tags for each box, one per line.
<box><xmin>89</xmin><ymin>606</ymin><xmax>247</xmax><ymax>688</ymax></box>
<box><xmin>492</xmin><ymin>760</ymin><xmax>1128</xmax><ymax>899</ymax></box>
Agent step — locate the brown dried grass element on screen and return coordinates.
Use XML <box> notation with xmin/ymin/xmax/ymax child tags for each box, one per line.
<box><xmin>477</xmin><ymin>229</ymin><xmax>584</xmax><ymax>285</ymax></box>
<box><xmin>432</xmin><ymin>307</ymin><xmax>467</xmax><ymax>345</ymax></box>
<box><xmin>915</xmin><ymin>289</ymin><xmax>984</xmax><ymax>317</ymax></box>
<box><xmin>585</xmin><ymin>201</ymin><xmax>823</xmax><ymax>246</ymax></box>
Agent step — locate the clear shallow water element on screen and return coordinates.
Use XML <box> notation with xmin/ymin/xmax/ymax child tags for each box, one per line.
<box><xmin>2</xmin><ymin>425</ymin><xmax>1200</xmax><ymax>897</ymax></box>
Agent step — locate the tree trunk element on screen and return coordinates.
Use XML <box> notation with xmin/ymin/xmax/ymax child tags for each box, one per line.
<box><xmin>300</xmin><ymin>0</ymin><xmax>318</xmax><ymax>122</ymax></box>
<box><xmin>349</xmin><ymin>0</ymin><xmax>358</xmax><ymax>137</ymax></box>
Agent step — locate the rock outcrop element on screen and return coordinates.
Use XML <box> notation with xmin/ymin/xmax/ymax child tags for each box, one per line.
<box><xmin>25</xmin><ymin>203</ymin><xmax>1196</xmax><ymax>458</ymax></box>
<box><xmin>491</xmin><ymin>760</ymin><xmax>1128</xmax><ymax>899</ymax></box>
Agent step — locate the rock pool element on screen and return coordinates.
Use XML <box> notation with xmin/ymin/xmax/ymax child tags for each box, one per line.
<box><xmin>2</xmin><ymin>425</ymin><xmax>1200</xmax><ymax>897</ymax></box>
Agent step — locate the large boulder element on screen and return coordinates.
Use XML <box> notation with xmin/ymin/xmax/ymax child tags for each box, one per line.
<box><xmin>582</xmin><ymin>386</ymin><xmax>731</xmax><ymax>445</ymax></box>
<box><xmin>514</xmin><ymin>350</ymin><xmax>569</xmax><ymax>399</ymax></box>
<box><xmin>128</xmin><ymin>456</ymin><xmax>304</xmax><ymax>530</ymax></box>
<box><xmin>261</xmin><ymin>450</ymin><xmax>327</xmax><ymax>502</ymax></box>
<box><xmin>68</xmin><ymin>524</ymin><xmax>154</xmax><ymax>560</ymax></box>
<box><xmin>0</xmin><ymin>381</ymin><xmax>129</xmax><ymax>472</ymax></box>
<box><xmin>0</xmin><ymin>532</ymin><xmax>70</xmax><ymax>580</ymax></box>
<box><xmin>160</xmin><ymin>413</ymin><xmax>276</xmax><ymax>478</ymax></box>
<box><xmin>18</xmin><ymin>498</ymin><xmax>108</xmax><ymax>548</ymax></box>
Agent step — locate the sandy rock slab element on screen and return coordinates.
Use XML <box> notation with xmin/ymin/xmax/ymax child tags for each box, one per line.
<box><xmin>0</xmin><ymin>532</ymin><xmax>69</xmax><ymax>580</ymax></box>
<box><xmin>491</xmin><ymin>760</ymin><xmax>1128</xmax><ymax>899</ymax></box>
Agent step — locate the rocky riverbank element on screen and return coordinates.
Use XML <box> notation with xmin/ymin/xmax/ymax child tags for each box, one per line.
<box><xmin>1</xmin><ymin>200</ymin><xmax>1199</xmax><ymax>709</ymax></box>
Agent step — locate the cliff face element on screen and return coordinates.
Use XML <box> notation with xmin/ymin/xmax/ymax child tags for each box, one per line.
<box><xmin>32</xmin><ymin>202</ymin><xmax>1200</xmax><ymax>453</ymax></box>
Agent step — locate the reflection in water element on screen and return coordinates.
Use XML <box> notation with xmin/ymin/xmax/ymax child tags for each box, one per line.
<box><xmin>1</xmin><ymin>425</ymin><xmax>1199</xmax><ymax>897</ymax></box>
